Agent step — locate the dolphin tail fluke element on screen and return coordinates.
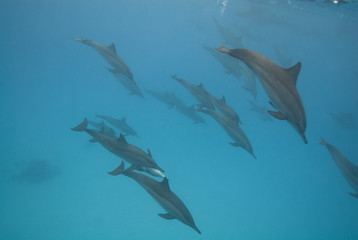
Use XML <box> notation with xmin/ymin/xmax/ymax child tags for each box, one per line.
<box><xmin>216</xmin><ymin>44</ymin><xmax>230</xmax><ymax>53</ymax></box>
<box><xmin>349</xmin><ymin>192</ymin><xmax>358</xmax><ymax>198</ymax></box>
<box><xmin>108</xmin><ymin>161</ymin><xmax>125</xmax><ymax>176</ymax></box>
<box><xmin>71</xmin><ymin>118</ymin><xmax>87</xmax><ymax>131</ymax></box>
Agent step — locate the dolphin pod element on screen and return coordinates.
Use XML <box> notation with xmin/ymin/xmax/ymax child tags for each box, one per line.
<box><xmin>217</xmin><ymin>44</ymin><xmax>308</xmax><ymax>144</ymax></box>
<box><xmin>109</xmin><ymin>161</ymin><xmax>201</xmax><ymax>234</ymax></box>
<box><xmin>320</xmin><ymin>138</ymin><xmax>358</xmax><ymax>198</ymax></box>
<box><xmin>71</xmin><ymin>118</ymin><xmax>164</xmax><ymax>178</ymax></box>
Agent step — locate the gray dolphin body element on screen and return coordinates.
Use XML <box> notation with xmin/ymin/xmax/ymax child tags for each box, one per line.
<box><xmin>146</xmin><ymin>89</ymin><xmax>206</xmax><ymax>124</ymax></box>
<box><xmin>217</xmin><ymin>45</ymin><xmax>307</xmax><ymax>144</ymax></box>
<box><xmin>96</xmin><ymin>114</ymin><xmax>138</xmax><ymax>137</ymax></box>
<box><xmin>197</xmin><ymin>108</ymin><xmax>255</xmax><ymax>159</ymax></box>
<box><xmin>171</xmin><ymin>75</ymin><xmax>215</xmax><ymax>109</ymax></box>
<box><xmin>74</xmin><ymin>37</ymin><xmax>144</xmax><ymax>98</ymax></box>
<box><xmin>71</xmin><ymin>119</ymin><xmax>164</xmax><ymax>178</ymax></box>
<box><xmin>320</xmin><ymin>138</ymin><xmax>358</xmax><ymax>198</ymax></box>
<box><xmin>74</xmin><ymin>37</ymin><xmax>133</xmax><ymax>79</ymax></box>
<box><xmin>210</xmin><ymin>95</ymin><xmax>242</xmax><ymax>125</ymax></box>
<box><xmin>109</xmin><ymin>162</ymin><xmax>201</xmax><ymax>234</ymax></box>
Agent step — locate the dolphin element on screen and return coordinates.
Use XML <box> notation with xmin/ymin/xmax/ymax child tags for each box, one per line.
<box><xmin>74</xmin><ymin>37</ymin><xmax>133</xmax><ymax>79</ymax></box>
<box><xmin>327</xmin><ymin>112</ymin><xmax>356</xmax><ymax>129</ymax></box>
<box><xmin>196</xmin><ymin>107</ymin><xmax>256</xmax><ymax>159</ymax></box>
<box><xmin>109</xmin><ymin>161</ymin><xmax>201</xmax><ymax>234</ymax></box>
<box><xmin>145</xmin><ymin>89</ymin><xmax>206</xmax><ymax>124</ymax></box>
<box><xmin>96</xmin><ymin>114</ymin><xmax>138</xmax><ymax>137</ymax></box>
<box><xmin>71</xmin><ymin>118</ymin><xmax>164</xmax><ymax>178</ymax></box>
<box><xmin>213</xmin><ymin>17</ymin><xmax>243</xmax><ymax>49</ymax></box>
<box><xmin>171</xmin><ymin>75</ymin><xmax>215</xmax><ymax>110</ymax></box>
<box><xmin>320</xmin><ymin>138</ymin><xmax>358</xmax><ymax>198</ymax></box>
<box><xmin>217</xmin><ymin>45</ymin><xmax>307</xmax><ymax>144</ymax></box>
<box><xmin>88</xmin><ymin>120</ymin><xmax>117</xmax><ymax>138</ymax></box>
<box><xmin>210</xmin><ymin>95</ymin><xmax>242</xmax><ymax>125</ymax></box>
<box><xmin>273</xmin><ymin>45</ymin><xmax>293</xmax><ymax>68</ymax></box>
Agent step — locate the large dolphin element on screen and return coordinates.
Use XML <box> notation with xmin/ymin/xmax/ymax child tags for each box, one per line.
<box><xmin>209</xmin><ymin>95</ymin><xmax>242</xmax><ymax>125</ymax></box>
<box><xmin>217</xmin><ymin>45</ymin><xmax>307</xmax><ymax>144</ymax></box>
<box><xmin>71</xmin><ymin>118</ymin><xmax>164</xmax><ymax>178</ymax></box>
<box><xmin>145</xmin><ymin>89</ymin><xmax>206</xmax><ymax>124</ymax></box>
<box><xmin>109</xmin><ymin>161</ymin><xmax>201</xmax><ymax>234</ymax></box>
<box><xmin>74</xmin><ymin>37</ymin><xmax>133</xmax><ymax>79</ymax></box>
<box><xmin>320</xmin><ymin>138</ymin><xmax>358</xmax><ymax>198</ymax></box>
<box><xmin>171</xmin><ymin>75</ymin><xmax>215</xmax><ymax>110</ymax></box>
<box><xmin>96</xmin><ymin>114</ymin><xmax>138</xmax><ymax>137</ymax></box>
<box><xmin>196</xmin><ymin>107</ymin><xmax>256</xmax><ymax>159</ymax></box>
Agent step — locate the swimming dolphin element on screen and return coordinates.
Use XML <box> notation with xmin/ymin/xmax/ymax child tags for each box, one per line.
<box><xmin>196</xmin><ymin>107</ymin><xmax>256</xmax><ymax>159</ymax></box>
<box><xmin>217</xmin><ymin>45</ymin><xmax>307</xmax><ymax>144</ymax></box>
<box><xmin>96</xmin><ymin>114</ymin><xmax>138</xmax><ymax>137</ymax></box>
<box><xmin>71</xmin><ymin>118</ymin><xmax>164</xmax><ymax>178</ymax></box>
<box><xmin>145</xmin><ymin>89</ymin><xmax>206</xmax><ymax>124</ymax></box>
<box><xmin>320</xmin><ymin>138</ymin><xmax>358</xmax><ymax>198</ymax></box>
<box><xmin>74</xmin><ymin>37</ymin><xmax>133</xmax><ymax>79</ymax></box>
<box><xmin>171</xmin><ymin>75</ymin><xmax>215</xmax><ymax>110</ymax></box>
<box><xmin>109</xmin><ymin>161</ymin><xmax>201</xmax><ymax>234</ymax></box>
<box><xmin>210</xmin><ymin>95</ymin><xmax>242</xmax><ymax>125</ymax></box>
<box><xmin>213</xmin><ymin>17</ymin><xmax>243</xmax><ymax>49</ymax></box>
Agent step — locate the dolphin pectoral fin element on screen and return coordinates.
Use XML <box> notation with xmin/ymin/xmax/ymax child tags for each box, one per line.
<box><xmin>158</xmin><ymin>213</ymin><xmax>176</xmax><ymax>220</ymax></box>
<box><xmin>108</xmin><ymin>161</ymin><xmax>125</xmax><ymax>176</ymax></box>
<box><xmin>349</xmin><ymin>192</ymin><xmax>358</xmax><ymax>198</ymax></box>
<box><xmin>229</xmin><ymin>142</ymin><xmax>241</xmax><ymax>147</ymax></box>
<box><xmin>268</xmin><ymin>110</ymin><xmax>287</xmax><ymax>120</ymax></box>
<box><xmin>89</xmin><ymin>138</ymin><xmax>98</xmax><ymax>143</ymax></box>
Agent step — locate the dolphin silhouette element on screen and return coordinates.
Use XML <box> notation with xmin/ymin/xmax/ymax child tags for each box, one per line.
<box><xmin>320</xmin><ymin>138</ymin><xmax>358</xmax><ymax>198</ymax></box>
<box><xmin>217</xmin><ymin>44</ymin><xmax>307</xmax><ymax>144</ymax></box>
<box><xmin>109</xmin><ymin>161</ymin><xmax>201</xmax><ymax>234</ymax></box>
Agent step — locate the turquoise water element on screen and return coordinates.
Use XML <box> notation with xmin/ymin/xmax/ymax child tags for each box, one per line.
<box><xmin>1</xmin><ymin>0</ymin><xmax>358</xmax><ymax>239</ymax></box>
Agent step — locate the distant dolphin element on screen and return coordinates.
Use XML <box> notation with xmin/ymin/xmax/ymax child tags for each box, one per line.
<box><xmin>327</xmin><ymin>112</ymin><xmax>356</xmax><ymax>129</ymax></box>
<box><xmin>71</xmin><ymin>118</ymin><xmax>164</xmax><ymax>178</ymax></box>
<box><xmin>109</xmin><ymin>161</ymin><xmax>201</xmax><ymax>234</ymax></box>
<box><xmin>145</xmin><ymin>89</ymin><xmax>206</xmax><ymax>124</ymax></box>
<box><xmin>197</xmin><ymin>107</ymin><xmax>256</xmax><ymax>159</ymax></box>
<box><xmin>210</xmin><ymin>95</ymin><xmax>242</xmax><ymax>125</ymax></box>
<box><xmin>96</xmin><ymin>114</ymin><xmax>138</xmax><ymax>137</ymax></box>
<box><xmin>217</xmin><ymin>45</ymin><xmax>307</xmax><ymax>144</ymax></box>
<box><xmin>320</xmin><ymin>138</ymin><xmax>358</xmax><ymax>198</ymax></box>
<box><xmin>74</xmin><ymin>37</ymin><xmax>133</xmax><ymax>79</ymax></box>
<box><xmin>171</xmin><ymin>75</ymin><xmax>215</xmax><ymax>110</ymax></box>
<box><xmin>248</xmin><ymin>100</ymin><xmax>272</xmax><ymax>121</ymax></box>
<box><xmin>273</xmin><ymin>45</ymin><xmax>293</xmax><ymax>68</ymax></box>
<box><xmin>212</xmin><ymin>17</ymin><xmax>243</xmax><ymax>49</ymax></box>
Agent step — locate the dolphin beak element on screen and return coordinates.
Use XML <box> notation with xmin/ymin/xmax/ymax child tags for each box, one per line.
<box><xmin>301</xmin><ymin>132</ymin><xmax>308</xmax><ymax>144</ymax></box>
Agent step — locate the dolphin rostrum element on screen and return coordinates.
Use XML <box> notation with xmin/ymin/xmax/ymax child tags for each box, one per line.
<box><xmin>196</xmin><ymin>107</ymin><xmax>256</xmax><ymax>159</ymax></box>
<box><xmin>96</xmin><ymin>114</ymin><xmax>138</xmax><ymax>137</ymax></box>
<box><xmin>71</xmin><ymin>118</ymin><xmax>164</xmax><ymax>178</ymax></box>
<box><xmin>171</xmin><ymin>75</ymin><xmax>215</xmax><ymax>110</ymax></box>
<box><xmin>320</xmin><ymin>138</ymin><xmax>358</xmax><ymax>198</ymax></box>
<box><xmin>109</xmin><ymin>161</ymin><xmax>201</xmax><ymax>234</ymax></box>
<box><xmin>217</xmin><ymin>45</ymin><xmax>307</xmax><ymax>144</ymax></box>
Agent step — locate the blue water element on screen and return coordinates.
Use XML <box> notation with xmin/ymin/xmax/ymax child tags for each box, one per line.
<box><xmin>1</xmin><ymin>0</ymin><xmax>358</xmax><ymax>239</ymax></box>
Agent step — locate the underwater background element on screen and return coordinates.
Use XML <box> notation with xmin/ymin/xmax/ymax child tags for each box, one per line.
<box><xmin>0</xmin><ymin>0</ymin><xmax>357</xmax><ymax>239</ymax></box>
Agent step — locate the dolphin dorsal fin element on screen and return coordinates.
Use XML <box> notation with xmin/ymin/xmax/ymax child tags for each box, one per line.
<box><xmin>284</xmin><ymin>62</ymin><xmax>301</xmax><ymax>85</ymax></box>
<box><xmin>121</xmin><ymin>117</ymin><xmax>127</xmax><ymax>123</ymax></box>
<box><xmin>100</xmin><ymin>126</ymin><xmax>105</xmax><ymax>134</ymax></box>
<box><xmin>147</xmin><ymin>149</ymin><xmax>152</xmax><ymax>157</ymax></box>
<box><xmin>118</xmin><ymin>133</ymin><xmax>128</xmax><ymax>143</ymax></box>
<box><xmin>198</xmin><ymin>83</ymin><xmax>205</xmax><ymax>89</ymax></box>
<box><xmin>221</xmin><ymin>96</ymin><xmax>226</xmax><ymax>103</ymax></box>
<box><xmin>161</xmin><ymin>177</ymin><xmax>170</xmax><ymax>191</ymax></box>
<box><xmin>108</xmin><ymin>43</ymin><xmax>117</xmax><ymax>54</ymax></box>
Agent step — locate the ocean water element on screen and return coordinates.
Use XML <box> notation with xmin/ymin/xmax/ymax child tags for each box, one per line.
<box><xmin>0</xmin><ymin>0</ymin><xmax>358</xmax><ymax>239</ymax></box>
